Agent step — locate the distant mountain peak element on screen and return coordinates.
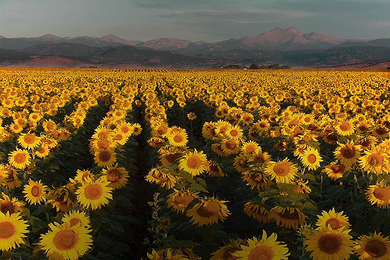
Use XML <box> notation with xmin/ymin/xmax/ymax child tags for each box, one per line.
<box><xmin>37</xmin><ymin>34</ymin><xmax>63</xmax><ymax>41</ymax></box>
<box><xmin>286</xmin><ymin>26</ymin><xmax>300</xmax><ymax>33</ymax></box>
<box><xmin>99</xmin><ymin>34</ymin><xmax>124</xmax><ymax>42</ymax></box>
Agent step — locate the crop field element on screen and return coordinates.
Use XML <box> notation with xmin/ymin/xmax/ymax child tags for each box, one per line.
<box><xmin>0</xmin><ymin>67</ymin><xmax>389</xmax><ymax>259</ymax></box>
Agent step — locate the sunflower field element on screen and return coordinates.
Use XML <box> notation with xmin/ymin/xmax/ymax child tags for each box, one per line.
<box><xmin>0</xmin><ymin>67</ymin><xmax>390</xmax><ymax>260</ymax></box>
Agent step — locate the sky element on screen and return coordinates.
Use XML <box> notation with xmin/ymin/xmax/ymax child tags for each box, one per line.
<box><xmin>1</xmin><ymin>0</ymin><xmax>390</xmax><ymax>42</ymax></box>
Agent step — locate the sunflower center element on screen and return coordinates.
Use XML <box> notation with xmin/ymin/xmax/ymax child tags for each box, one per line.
<box><xmin>325</xmin><ymin>218</ymin><xmax>342</xmax><ymax>229</ymax></box>
<box><xmin>70</xmin><ymin>218</ymin><xmax>81</xmax><ymax>227</ymax></box>
<box><xmin>248</xmin><ymin>245</ymin><xmax>274</xmax><ymax>260</ymax></box>
<box><xmin>225</xmin><ymin>141</ymin><xmax>237</xmax><ymax>150</ymax></box>
<box><xmin>24</xmin><ymin>135</ymin><xmax>35</xmax><ymax>144</ymax></box>
<box><xmin>331</xmin><ymin>164</ymin><xmax>346</xmax><ymax>174</ymax></box>
<box><xmin>246</xmin><ymin>145</ymin><xmax>257</xmax><ymax>153</ymax></box>
<box><xmin>339</xmin><ymin>122</ymin><xmax>351</xmax><ymax>131</ymax></box>
<box><xmin>53</xmin><ymin>230</ymin><xmax>78</xmax><ymax>250</ymax></box>
<box><xmin>369</xmin><ymin>154</ymin><xmax>383</xmax><ymax>166</ymax></box>
<box><xmin>340</xmin><ymin>147</ymin><xmax>355</xmax><ymax>159</ymax></box>
<box><xmin>273</xmin><ymin>164</ymin><xmax>289</xmax><ymax>176</ymax></box>
<box><xmin>197</xmin><ymin>201</ymin><xmax>221</xmax><ymax>218</ymax></box>
<box><xmin>0</xmin><ymin>201</ymin><xmax>15</xmax><ymax>214</ymax></box>
<box><xmin>229</xmin><ymin>130</ymin><xmax>239</xmax><ymax>137</ymax></box>
<box><xmin>373</xmin><ymin>187</ymin><xmax>390</xmax><ymax>201</ymax></box>
<box><xmin>107</xmin><ymin>173</ymin><xmax>120</xmax><ymax>182</ymax></box>
<box><xmin>84</xmin><ymin>184</ymin><xmax>103</xmax><ymax>200</ymax></box>
<box><xmin>375</xmin><ymin>127</ymin><xmax>387</xmax><ymax>136</ymax></box>
<box><xmin>14</xmin><ymin>153</ymin><xmax>27</xmax><ymax>164</ymax></box>
<box><xmin>318</xmin><ymin>234</ymin><xmax>342</xmax><ymax>254</ymax></box>
<box><xmin>98</xmin><ymin>131</ymin><xmax>109</xmax><ymax>139</ymax></box>
<box><xmin>99</xmin><ymin>151</ymin><xmax>112</xmax><ymax>162</ymax></box>
<box><xmin>365</xmin><ymin>240</ymin><xmax>387</xmax><ymax>257</ymax></box>
<box><xmin>31</xmin><ymin>186</ymin><xmax>41</xmax><ymax>197</ymax></box>
<box><xmin>221</xmin><ymin>248</ymin><xmax>237</xmax><ymax>260</ymax></box>
<box><xmin>307</xmin><ymin>154</ymin><xmax>317</xmax><ymax>164</ymax></box>
<box><xmin>174</xmin><ymin>194</ymin><xmax>194</xmax><ymax>207</ymax></box>
<box><xmin>0</xmin><ymin>222</ymin><xmax>15</xmax><ymax>239</ymax></box>
<box><xmin>97</xmin><ymin>140</ymin><xmax>110</xmax><ymax>149</ymax></box>
<box><xmin>173</xmin><ymin>135</ymin><xmax>183</xmax><ymax>143</ymax></box>
<box><xmin>187</xmin><ymin>156</ymin><xmax>202</xmax><ymax>169</ymax></box>
<box><xmin>164</xmin><ymin>153</ymin><xmax>182</xmax><ymax>164</ymax></box>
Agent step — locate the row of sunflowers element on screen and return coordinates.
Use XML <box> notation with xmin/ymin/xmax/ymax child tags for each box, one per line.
<box><xmin>0</xmin><ymin>67</ymin><xmax>389</xmax><ymax>259</ymax></box>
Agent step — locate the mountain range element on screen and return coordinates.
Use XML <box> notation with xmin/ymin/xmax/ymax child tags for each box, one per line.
<box><xmin>1</xmin><ymin>27</ymin><xmax>390</xmax><ymax>68</ymax></box>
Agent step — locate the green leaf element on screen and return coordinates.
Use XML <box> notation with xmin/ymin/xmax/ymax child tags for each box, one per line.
<box><xmin>191</xmin><ymin>182</ymin><xmax>208</xmax><ymax>193</ymax></box>
<box><xmin>0</xmin><ymin>251</ymin><xmax>12</xmax><ymax>260</ymax></box>
<box><xmin>179</xmin><ymin>171</ymin><xmax>194</xmax><ymax>183</ymax></box>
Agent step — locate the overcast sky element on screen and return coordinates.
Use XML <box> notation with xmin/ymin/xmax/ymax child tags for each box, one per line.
<box><xmin>1</xmin><ymin>0</ymin><xmax>390</xmax><ymax>42</ymax></box>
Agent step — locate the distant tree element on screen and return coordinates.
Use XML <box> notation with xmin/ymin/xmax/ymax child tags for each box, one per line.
<box><xmin>222</xmin><ymin>64</ymin><xmax>242</xmax><ymax>69</ymax></box>
<box><xmin>249</xmin><ymin>64</ymin><xmax>259</xmax><ymax>69</ymax></box>
<box><xmin>269</xmin><ymin>64</ymin><xmax>280</xmax><ymax>69</ymax></box>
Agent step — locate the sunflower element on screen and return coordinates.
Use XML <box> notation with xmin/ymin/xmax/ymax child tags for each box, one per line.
<box><xmin>304</xmin><ymin>227</ymin><xmax>354</xmax><ymax>260</ymax></box>
<box><xmin>334</xmin><ymin>141</ymin><xmax>361</xmax><ymax>166</ymax></box>
<box><xmin>301</xmin><ymin>147</ymin><xmax>322</xmax><ymax>170</ymax></box>
<box><xmin>94</xmin><ymin>149</ymin><xmax>117</xmax><ymax>168</ymax></box>
<box><xmin>90</xmin><ymin>138</ymin><xmax>115</xmax><ymax>150</ymax></box>
<box><xmin>35</xmin><ymin>144</ymin><xmax>50</xmax><ymax>158</ymax></box>
<box><xmin>0</xmin><ymin>194</ymin><xmax>24</xmax><ymax>214</ymax></box>
<box><xmin>373</xmin><ymin>126</ymin><xmax>389</xmax><ymax>140</ymax></box>
<box><xmin>323</xmin><ymin>162</ymin><xmax>350</xmax><ymax>180</ymax></box>
<box><xmin>292</xmin><ymin>179</ymin><xmax>312</xmax><ymax>194</ymax></box>
<box><xmin>211</xmin><ymin>143</ymin><xmax>230</xmax><ymax>157</ymax></box>
<box><xmin>39</xmin><ymin>222</ymin><xmax>93</xmax><ymax>260</ymax></box>
<box><xmin>220</xmin><ymin>139</ymin><xmax>241</xmax><ymax>155</ymax></box>
<box><xmin>243</xmin><ymin>202</ymin><xmax>271</xmax><ymax>223</ymax></box>
<box><xmin>233</xmin><ymin>230</ymin><xmax>290</xmax><ymax>260</ymax></box>
<box><xmin>224</xmin><ymin>125</ymin><xmax>243</xmax><ymax>140</ymax></box>
<box><xmin>265</xmin><ymin>158</ymin><xmax>298</xmax><ymax>183</ymax></box>
<box><xmin>76</xmin><ymin>177</ymin><xmax>113</xmax><ymax>210</ymax></box>
<box><xmin>62</xmin><ymin>210</ymin><xmax>90</xmax><ymax>228</ymax></box>
<box><xmin>147</xmin><ymin>137</ymin><xmax>165</xmax><ymax>148</ymax></box>
<box><xmin>233</xmin><ymin>154</ymin><xmax>251</xmax><ymax>172</ymax></box>
<box><xmin>242</xmin><ymin>170</ymin><xmax>274</xmax><ymax>190</ymax></box>
<box><xmin>186</xmin><ymin>197</ymin><xmax>230</xmax><ymax>226</ymax></box>
<box><xmin>335</xmin><ymin>120</ymin><xmax>354</xmax><ymax>136</ymax></box>
<box><xmin>270</xmin><ymin>205</ymin><xmax>306</xmax><ymax>229</ymax></box>
<box><xmin>74</xmin><ymin>170</ymin><xmax>94</xmax><ymax>184</ymax></box>
<box><xmin>92</xmin><ymin>127</ymin><xmax>111</xmax><ymax>140</ymax></box>
<box><xmin>316</xmin><ymin>208</ymin><xmax>350</xmax><ymax>231</ymax></box>
<box><xmin>178</xmin><ymin>150</ymin><xmax>208</xmax><ymax>176</ymax></box>
<box><xmin>18</xmin><ymin>132</ymin><xmax>41</xmax><ymax>149</ymax></box>
<box><xmin>249</xmin><ymin>151</ymin><xmax>271</xmax><ymax>165</ymax></box>
<box><xmin>147</xmin><ymin>248</ymin><xmax>189</xmax><ymax>260</ymax></box>
<box><xmin>167</xmin><ymin>128</ymin><xmax>188</xmax><ymax>147</ymax></box>
<box><xmin>0</xmin><ymin>212</ymin><xmax>29</xmax><ymax>251</ymax></box>
<box><xmin>206</xmin><ymin>161</ymin><xmax>226</xmax><ymax>177</ymax></box>
<box><xmin>47</xmin><ymin>187</ymin><xmax>75</xmax><ymax>212</ymax></box>
<box><xmin>241</xmin><ymin>141</ymin><xmax>262</xmax><ymax>154</ymax></box>
<box><xmin>102</xmin><ymin>165</ymin><xmax>129</xmax><ymax>190</ymax></box>
<box><xmin>359</xmin><ymin>146</ymin><xmax>390</xmax><ymax>175</ymax></box>
<box><xmin>145</xmin><ymin>168</ymin><xmax>180</xmax><ymax>189</ymax></box>
<box><xmin>366</xmin><ymin>181</ymin><xmax>390</xmax><ymax>208</ymax></box>
<box><xmin>1</xmin><ymin>165</ymin><xmax>21</xmax><ymax>189</ymax></box>
<box><xmin>23</xmin><ymin>179</ymin><xmax>47</xmax><ymax>205</ymax></box>
<box><xmin>210</xmin><ymin>240</ymin><xmax>242</xmax><ymax>260</ymax></box>
<box><xmin>167</xmin><ymin>189</ymin><xmax>198</xmax><ymax>214</ymax></box>
<box><xmin>354</xmin><ymin>232</ymin><xmax>390</xmax><ymax>260</ymax></box>
<box><xmin>9</xmin><ymin>123</ymin><xmax>23</xmax><ymax>134</ymax></box>
<box><xmin>112</xmin><ymin>130</ymin><xmax>128</xmax><ymax>146</ymax></box>
<box><xmin>159</xmin><ymin>148</ymin><xmax>186</xmax><ymax>166</ymax></box>
<box><xmin>8</xmin><ymin>149</ymin><xmax>31</xmax><ymax>169</ymax></box>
